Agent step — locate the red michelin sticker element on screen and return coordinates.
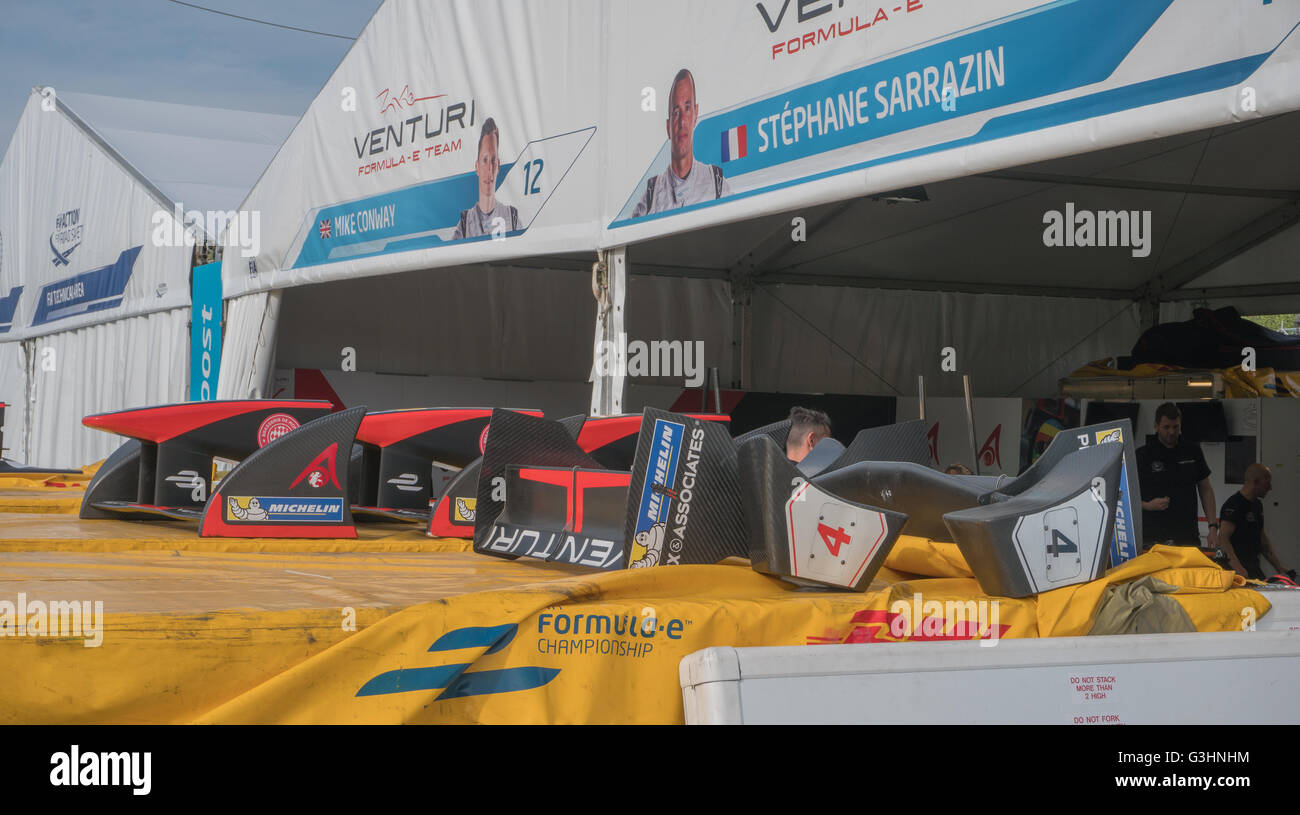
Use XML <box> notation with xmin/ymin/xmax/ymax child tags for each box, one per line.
<box><xmin>258</xmin><ymin>413</ymin><xmax>301</xmax><ymax>447</ymax></box>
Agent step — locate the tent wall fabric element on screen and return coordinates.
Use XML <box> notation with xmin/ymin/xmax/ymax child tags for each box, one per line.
<box><xmin>269</xmin><ymin>266</ymin><xmax>728</xmax><ymax>395</ymax></box>
<box><xmin>0</xmin><ymin>91</ymin><xmax>192</xmax><ymax>340</ymax></box>
<box><xmin>744</xmin><ymin>287</ymin><xmax>1195</xmax><ymax>398</ymax></box>
<box><xmin>222</xmin><ymin>0</ymin><xmax>1300</xmax><ymax>296</ymax></box>
<box><xmin>24</xmin><ymin>308</ymin><xmax>188</xmax><ymax>468</ymax></box>
<box><xmin>217</xmin><ymin>291</ymin><xmax>278</xmax><ymax>401</ymax></box>
<box><xmin>0</xmin><ymin>340</ymin><xmax>29</xmax><ymax>460</ymax></box>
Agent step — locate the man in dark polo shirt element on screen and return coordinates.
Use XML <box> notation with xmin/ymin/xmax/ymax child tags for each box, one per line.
<box><xmin>1136</xmin><ymin>403</ymin><xmax>1219</xmax><ymax>550</ymax></box>
<box><xmin>1220</xmin><ymin>463</ymin><xmax>1294</xmax><ymax>581</ymax></box>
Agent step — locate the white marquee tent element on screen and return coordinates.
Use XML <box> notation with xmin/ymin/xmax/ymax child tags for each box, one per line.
<box><xmin>4</xmin><ymin>1</ymin><xmax>1299</xmax><ymax>468</ymax></box>
<box><xmin>0</xmin><ymin>88</ymin><xmax>297</xmax><ymax>467</ymax></box>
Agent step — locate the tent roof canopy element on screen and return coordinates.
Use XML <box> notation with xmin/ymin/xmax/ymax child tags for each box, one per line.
<box><xmin>50</xmin><ymin>89</ymin><xmax>298</xmax><ymax>224</ymax></box>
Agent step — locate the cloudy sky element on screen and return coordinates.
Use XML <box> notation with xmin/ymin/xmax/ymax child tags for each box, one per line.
<box><xmin>0</xmin><ymin>0</ymin><xmax>383</xmax><ymax>145</ymax></box>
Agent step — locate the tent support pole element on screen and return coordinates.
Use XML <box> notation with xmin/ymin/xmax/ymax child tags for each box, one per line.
<box><xmin>963</xmin><ymin>374</ymin><xmax>980</xmax><ymax>475</ymax></box>
<box><xmin>589</xmin><ymin>247</ymin><xmax>626</xmax><ymax>418</ymax></box>
<box><xmin>1139</xmin><ymin>297</ymin><xmax>1161</xmax><ymax>332</ymax></box>
<box><xmin>730</xmin><ymin>273</ymin><xmax>753</xmax><ymax>390</ymax></box>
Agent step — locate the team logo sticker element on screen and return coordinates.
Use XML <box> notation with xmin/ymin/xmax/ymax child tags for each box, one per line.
<box><xmin>453</xmin><ymin>497</ymin><xmax>477</xmax><ymax>523</ymax></box>
<box><xmin>257</xmin><ymin>413</ymin><xmax>301</xmax><ymax>447</ymax></box>
<box><xmin>290</xmin><ymin>444</ymin><xmax>340</xmax><ymax>489</ymax></box>
<box><xmin>1095</xmin><ymin>428</ymin><xmax>1123</xmax><ymax>445</ymax></box>
<box><xmin>50</xmin><ymin>208</ymin><xmax>83</xmax><ymax>267</ymax></box>
<box><xmin>226</xmin><ymin>496</ymin><xmax>344</xmax><ymax>523</ymax></box>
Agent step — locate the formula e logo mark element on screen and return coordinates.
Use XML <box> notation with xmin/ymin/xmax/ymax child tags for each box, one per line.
<box><xmin>165</xmin><ymin>470</ymin><xmax>207</xmax><ymax>502</ymax></box>
<box><xmin>290</xmin><ymin>444</ymin><xmax>341</xmax><ymax>490</ymax></box>
<box><xmin>355</xmin><ymin>624</ymin><xmax>559</xmax><ymax>700</ymax></box>
<box><xmin>387</xmin><ymin>473</ymin><xmax>421</xmax><ymax>492</ymax></box>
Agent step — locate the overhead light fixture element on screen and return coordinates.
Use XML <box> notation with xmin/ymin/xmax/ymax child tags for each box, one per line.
<box><xmin>872</xmin><ymin>186</ymin><xmax>929</xmax><ymax>204</ymax></box>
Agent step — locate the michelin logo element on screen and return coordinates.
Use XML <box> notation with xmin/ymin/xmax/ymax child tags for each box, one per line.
<box><xmin>631</xmin><ymin>523</ymin><xmax>665</xmax><ymax>568</ymax></box>
<box><xmin>454</xmin><ymin>497</ymin><xmax>476</xmax><ymax>523</ymax></box>
<box><xmin>226</xmin><ymin>496</ymin><xmax>344</xmax><ymax>523</ymax></box>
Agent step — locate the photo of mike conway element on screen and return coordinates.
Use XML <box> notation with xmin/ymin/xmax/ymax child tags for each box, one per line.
<box><xmin>453</xmin><ymin>117</ymin><xmax>521</xmax><ymax>239</ymax></box>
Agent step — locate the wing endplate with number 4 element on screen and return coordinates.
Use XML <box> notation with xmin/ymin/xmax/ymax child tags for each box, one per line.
<box><xmin>786</xmin><ymin>482</ymin><xmax>891</xmax><ymax>589</ymax></box>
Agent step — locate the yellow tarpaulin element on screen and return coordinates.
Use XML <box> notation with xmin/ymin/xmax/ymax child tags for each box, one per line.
<box><xmin>0</xmin><ymin>521</ymin><xmax>1269</xmax><ymax>723</ymax></box>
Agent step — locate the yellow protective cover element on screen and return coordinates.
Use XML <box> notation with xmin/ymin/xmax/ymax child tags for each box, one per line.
<box><xmin>0</xmin><ymin>517</ymin><xmax>1271</xmax><ymax>723</ymax></box>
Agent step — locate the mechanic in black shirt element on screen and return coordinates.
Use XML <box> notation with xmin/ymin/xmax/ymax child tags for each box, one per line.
<box><xmin>1220</xmin><ymin>463</ymin><xmax>1294</xmax><ymax>581</ymax></box>
<box><xmin>1136</xmin><ymin>403</ymin><xmax>1219</xmax><ymax>550</ymax></box>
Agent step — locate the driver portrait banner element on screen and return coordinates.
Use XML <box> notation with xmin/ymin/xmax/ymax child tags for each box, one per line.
<box><xmin>601</xmin><ymin>0</ymin><xmax>1300</xmax><ymax>245</ymax></box>
<box><xmin>224</xmin><ymin>0</ymin><xmax>1300</xmax><ymax>292</ymax></box>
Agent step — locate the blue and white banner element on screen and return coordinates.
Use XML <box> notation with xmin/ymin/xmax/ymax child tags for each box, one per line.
<box><xmin>31</xmin><ymin>247</ymin><xmax>140</xmax><ymax>326</ymax></box>
<box><xmin>0</xmin><ymin>286</ymin><xmax>21</xmax><ymax>334</ymax></box>
<box><xmin>223</xmin><ymin>0</ymin><xmax>1300</xmax><ymax>293</ymax></box>
<box><xmin>282</xmin><ymin>129</ymin><xmax>593</xmax><ymax>270</ymax></box>
<box><xmin>604</xmin><ymin>0</ymin><xmax>1300</xmax><ymax>244</ymax></box>
<box><xmin>190</xmin><ymin>261</ymin><xmax>222</xmax><ymax>402</ymax></box>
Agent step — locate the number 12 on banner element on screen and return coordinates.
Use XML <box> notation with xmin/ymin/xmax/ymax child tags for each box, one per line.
<box><xmin>522</xmin><ymin>159</ymin><xmax>544</xmax><ymax>196</ymax></box>
<box><xmin>498</xmin><ymin>128</ymin><xmax>594</xmax><ymax>229</ymax></box>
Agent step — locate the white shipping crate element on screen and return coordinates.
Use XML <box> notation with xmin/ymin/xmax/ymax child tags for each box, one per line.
<box><xmin>680</xmin><ymin>630</ymin><xmax>1300</xmax><ymax>724</ymax></box>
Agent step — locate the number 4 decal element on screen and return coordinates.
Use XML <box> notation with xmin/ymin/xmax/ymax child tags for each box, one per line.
<box><xmin>1048</xmin><ymin>528</ymin><xmax>1078</xmax><ymax>555</ymax></box>
<box><xmin>818</xmin><ymin>523</ymin><xmax>852</xmax><ymax>556</ymax></box>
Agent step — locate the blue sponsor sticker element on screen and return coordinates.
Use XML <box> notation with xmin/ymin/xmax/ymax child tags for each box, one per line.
<box><xmin>226</xmin><ymin>496</ymin><xmax>344</xmax><ymax>523</ymax></box>
<box><xmin>1111</xmin><ymin>460</ymin><xmax>1138</xmax><ymax>565</ymax></box>
<box><xmin>634</xmin><ymin>419</ymin><xmax>684</xmax><ymax>536</ymax></box>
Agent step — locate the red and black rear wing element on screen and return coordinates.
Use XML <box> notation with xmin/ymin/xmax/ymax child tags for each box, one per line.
<box><xmin>427</xmin><ymin>411</ymin><xmax>728</xmax><ymax>539</ymax></box>
<box><xmin>201</xmin><ymin>407</ymin><xmax>367</xmax><ymax>539</ymax></box>
<box><xmin>352</xmin><ymin>407</ymin><xmax>542</xmax><ymax>523</ymax></box>
<box><xmin>80</xmin><ymin>400</ymin><xmax>333</xmax><ymax>521</ymax></box>
<box><xmin>471</xmin><ymin>408</ymin><xmax>748</xmax><ymax>569</ymax></box>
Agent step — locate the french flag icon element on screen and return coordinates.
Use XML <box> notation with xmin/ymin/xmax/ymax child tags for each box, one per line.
<box><xmin>721</xmin><ymin>125</ymin><xmax>747</xmax><ymax>162</ymax></box>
